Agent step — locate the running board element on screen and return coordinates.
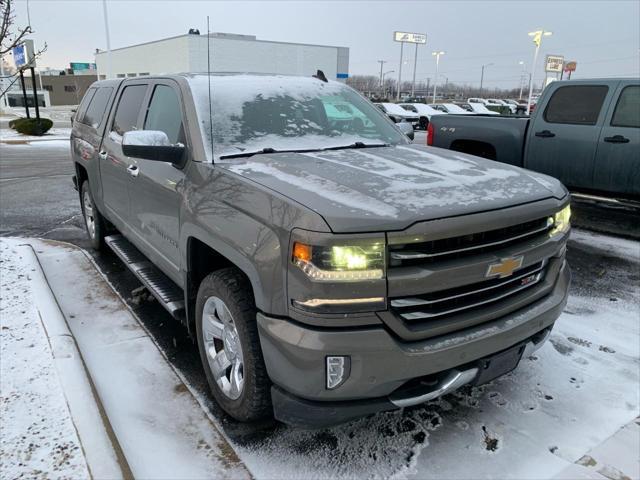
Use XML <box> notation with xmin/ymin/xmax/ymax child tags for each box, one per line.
<box><xmin>105</xmin><ymin>234</ymin><xmax>185</xmax><ymax>320</ymax></box>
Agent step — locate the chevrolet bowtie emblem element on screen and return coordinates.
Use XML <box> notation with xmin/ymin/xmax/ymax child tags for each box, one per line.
<box><xmin>486</xmin><ymin>256</ymin><xmax>524</xmax><ymax>279</ymax></box>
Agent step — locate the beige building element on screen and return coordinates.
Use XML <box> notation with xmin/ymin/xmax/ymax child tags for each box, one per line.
<box><xmin>9</xmin><ymin>74</ymin><xmax>97</xmax><ymax>106</ymax></box>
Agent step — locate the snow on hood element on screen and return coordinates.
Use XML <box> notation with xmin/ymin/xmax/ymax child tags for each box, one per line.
<box><xmin>223</xmin><ymin>144</ymin><xmax>566</xmax><ymax>233</ymax></box>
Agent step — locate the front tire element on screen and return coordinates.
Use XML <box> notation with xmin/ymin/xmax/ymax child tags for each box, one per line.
<box><xmin>80</xmin><ymin>180</ymin><xmax>106</xmax><ymax>251</ymax></box>
<box><xmin>195</xmin><ymin>268</ymin><xmax>272</xmax><ymax>422</ymax></box>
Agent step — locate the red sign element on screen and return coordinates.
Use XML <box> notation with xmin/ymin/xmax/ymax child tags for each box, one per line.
<box><xmin>564</xmin><ymin>61</ymin><xmax>577</xmax><ymax>72</ymax></box>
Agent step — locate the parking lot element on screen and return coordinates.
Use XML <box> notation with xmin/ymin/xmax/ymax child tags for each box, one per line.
<box><xmin>1</xmin><ymin>137</ymin><xmax>638</xmax><ymax>478</ymax></box>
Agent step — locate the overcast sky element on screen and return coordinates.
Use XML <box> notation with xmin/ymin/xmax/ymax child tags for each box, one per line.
<box><xmin>10</xmin><ymin>0</ymin><xmax>640</xmax><ymax>89</ymax></box>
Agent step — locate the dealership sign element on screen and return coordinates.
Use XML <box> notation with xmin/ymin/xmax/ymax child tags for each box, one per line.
<box><xmin>564</xmin><ymin>61</ymin><xmax>577</xmax><ymax>72</ymax></box>
<box><xmin>545</xmin><ymin>55</ymin><xmax>564</xmax><ymax>73</ymax></box>
<box><xmin>394</xmin><ymin>31</ymin><xmax>427</xmax><ymax>44</ymax></box>
<box><xmin>12</xmin><ymin>45</ymin><xmax>27</xmax><ymax>67</ymax></box>
<box><xmin>11</xmin><ymin>39</ymin><xmax>35</xmax><ymax>68</ymax></box>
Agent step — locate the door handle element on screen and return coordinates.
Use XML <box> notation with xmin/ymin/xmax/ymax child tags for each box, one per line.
<box><xmin>127</xmin><ymin>165</ymin><xmax>139</xmax><ymax>177</ymax></box>
<box><xmin>604</xmin><ymin>135</ymin><xmax>630</xmax><ymax>144</ymax></box>
<box><xmin>99</xmin><ymin>150</ymin><xmax>108</xmax><ymax>161</ymax></box>
<box><xmin>535</xmin><ymin>130</ymin><xmax>555</xmax><ymax>138</ymax></box>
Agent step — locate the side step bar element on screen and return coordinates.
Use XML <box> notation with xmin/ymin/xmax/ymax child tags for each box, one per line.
<box><xmin>105</xmin><ymin>235</ymin><xmax>185</xmax><ymax>320</ymax></box>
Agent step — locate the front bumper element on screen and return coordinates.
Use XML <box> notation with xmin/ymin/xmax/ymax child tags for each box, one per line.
<box><xmin>258</xmin><ymin>261</ymin><xmax>570</xmax><ymax>427</ymax></box>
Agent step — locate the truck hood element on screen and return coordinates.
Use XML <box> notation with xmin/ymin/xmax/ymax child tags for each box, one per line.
<box><xmin>223</xmin><ymin>144</ymin><xmax>566</xmax><ymax>233</ymax></box>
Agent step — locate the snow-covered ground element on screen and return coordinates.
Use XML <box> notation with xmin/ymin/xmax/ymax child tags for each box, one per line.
<box><xmin>0</xmin><ymin>242</ymin><xmax>90</xmax><ymax>479</ymax></box>
<box><xmin>0</xmin><ymin>232</ymin><xmax>638</xmax><ymax>480</ymax></box>
<box><xmin>0</xmin><ymin>239</ymin><xmax>250</xmax><ymax>479</ymax></box>
<box><xmin>0</xmin><ymin>127</ymin><xmax>71</xmax><ymax>143</ymax></box>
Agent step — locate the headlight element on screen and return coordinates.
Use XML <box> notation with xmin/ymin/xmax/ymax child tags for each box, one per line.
<box><xmin>549</xmin><ymin>204</ymin><xmax>571</xmax><ymax>237</ymax></box>
<box><xmin>292</xmin><ymin>241</ymin><xmax>385</xmax><ymax>282</ymax></box>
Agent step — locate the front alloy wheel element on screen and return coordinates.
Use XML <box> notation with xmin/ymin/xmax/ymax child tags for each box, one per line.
<box><xmin>202</xmin><ymin>296</ymin><xmax>244</xmax><ymax>400</ymax></box>
<box><xmin>195</xmin><ymin>268</ymin><xmax>272</xmax><ymax>422</ymax></box>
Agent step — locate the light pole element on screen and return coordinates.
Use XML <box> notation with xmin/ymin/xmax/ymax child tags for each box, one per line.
<box><xmin>102</xmin><ymin>0</ymin><xmax>113</xmax><ymax>79</ymax></box>
<box><xmin>431</xmin><ymin>51</ymin><xmax>445</xmax><ymax>103</ymax></box>
<box><xmin>382</xmin><ymin>70</ymin><xmax>394</xmax><ymax>99</ymax></box>
<box><xmin>377</xmin><ymin>60</ymin><xmax>387</xmax><ymax>88</ymax></box>
<box><xmin>526</xmin><ymin>29</ymin><xmax>552</xmax><ymax>115</ymax></box>
<box><xmin>439</xmin><ymin>74</ymin><xmax>448</xmax><ymax>98</ymax></box>
<box><xmin>479</xmin><ymin>63</ymin><xmax>493</xmax><ymax>97</ymax></box>
<box><xmin>518</xmin><ymin>61</ymin><xmax>526</xmax><ymax>99</ymax></box>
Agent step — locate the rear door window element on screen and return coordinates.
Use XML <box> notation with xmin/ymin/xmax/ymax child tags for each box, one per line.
<box><xmin>111</xmin><ymin>84</ymin><xmax>148</xmax><ymax>137</ymax></box>
<box><xmin>75</xmin><ymin>88</ymin><xmax>96</xmax><ymax>124</ymax></box>
<box><xmin>82</xmin><ymin>87</ymin><xmax>113</xmax><ymax>129</ymax></box>
<box><xmin>544</xmin><ymin>85</ymin><xmax>609</xmax><ymax>125</ymax></box>
<box><xmin>143</xmin><ymin>85</ymin><xmax>184</xmax><ymax>144</ymax></box>
<box><xmin>611</xmin><ymin>85</ymin><xmax>640</xmax><ymax>128</ymax></box>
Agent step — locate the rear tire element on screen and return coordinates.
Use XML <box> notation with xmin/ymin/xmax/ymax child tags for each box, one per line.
<box><xmin>195</xmin><ymin>268</ymin><xmax>272</xmax><ymax>422</ymax></box>
<box><xmin>80</xmin><ymin>180</ymin><xmax>106</xmax><ymax>251</ymax></box>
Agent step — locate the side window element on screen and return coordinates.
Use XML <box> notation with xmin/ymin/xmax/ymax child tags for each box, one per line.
<box><xmin>75</xmin><ymin>88</ymin><xmax>96</xmax><ymax>123</ymax></box>
<box><xmin>611</xmin><ymin>85</ymin><xmax>640</xmax><ymax>128</ymax></box>
<box><xmin>544</xmin><ymin>85</ymin><xmax>609</xmax><ymax>125</ymax></box>
<box><xmin>144</xmin><ymin>85</ymin><xmax>184</xmax><ymax>144</ymax></box>
<box><xmin>111</xmin><ymin>85</ymin><xmax>148</xmax><ymax>137</ymax></box>
<box><xmin>82</xmin><ymin>87</ymin><xmax>113</xmax><ymax>129</ymax></box>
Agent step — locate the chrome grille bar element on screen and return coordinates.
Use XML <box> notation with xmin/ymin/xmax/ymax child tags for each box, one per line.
<box><xmin>391</xmin><ymin>263</ymin><xmax>545</xmax><ymax>308</ymax></box>
<box><xmin>390</xmin><ymin>221</ymin><xmax>552</xmax><ymax>261</ymax></box>
<box><xmin>399</xmin><ymin>271</ymin><xmax>544</xmax><ymax>321</ymax></box>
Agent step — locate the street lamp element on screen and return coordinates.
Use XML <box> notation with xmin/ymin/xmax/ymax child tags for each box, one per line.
<box><xmin>518</xmin><ymin>61</ymin><xmax>526</xmax><ymax>100</ymax></box>
<box><xmin>479</xmin><ymin>63</ymin><xmax>493</xmax><ymax>96</ymax></box>
<box><xmin>431</xmin><ymin>51</ymin><xmax>445</xmax><ymax>103</ymax></box>
<box><xmin>526</xmin><ymin>29</ymin><xmax>552</xmax><ymax>114</ymax></box>
<box><xmin>382</xmin><ymin>70</ymin><xmax>394</xmax><ymax>98</ymax></box>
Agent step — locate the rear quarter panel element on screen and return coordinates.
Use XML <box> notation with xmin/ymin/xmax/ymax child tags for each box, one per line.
<box><xmin>429</xmin><ymin>115</ymin><xmax>529</xmax><ymax>166</ymax></box>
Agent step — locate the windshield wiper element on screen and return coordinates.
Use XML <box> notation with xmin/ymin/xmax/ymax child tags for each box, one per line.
<box><xmin>219</xmin><ymin>147</ymin><xmax>316</xmax><ymax>160</ymax></box>
<box><xmin>322</xmin><ymin>141</ymin><xmax>389</xmax><ymax>151</ymax></box>
<box><xmin>219</xmin><ymin>142</ymin><xmax>389</xmax><ymax>159</ymax></box>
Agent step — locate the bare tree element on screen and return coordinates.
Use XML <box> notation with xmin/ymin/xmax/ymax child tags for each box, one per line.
<box><xmin>0</xmin><ymin>0</ymin><xmax>31</xmax><ymax>55</ymax></box>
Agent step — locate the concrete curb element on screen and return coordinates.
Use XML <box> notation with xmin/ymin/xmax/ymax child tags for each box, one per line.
<box><xmin>29</xmin><ymin>238</ymin><xmax>251</xmax><ymax>479</ymax></box>
<box><xmin>20</xmin><ymin>242</ymin><xmax>128</xmax><ymax>480</ymax></box>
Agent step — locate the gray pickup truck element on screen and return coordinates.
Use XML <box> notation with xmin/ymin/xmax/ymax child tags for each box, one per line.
<box><xmin>428</xmin><ymin>79</ymin><xmax>639</xmax><ymax>200</ymax></box>
<box><xmin>70</xmin><ymin>73</ymin><xmax>570</xmax><ymax>428</ymax></box>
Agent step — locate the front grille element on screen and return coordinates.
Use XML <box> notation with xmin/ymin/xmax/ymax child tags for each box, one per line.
<box><xmin>389</xmin><ymin>217</ymin><xmax>552</xmax><ymax>266</ymax></box>
<box><xmin>390</xmin><ymin>261</ymin><xmax>545</xmax><ymax>321</ymax></box>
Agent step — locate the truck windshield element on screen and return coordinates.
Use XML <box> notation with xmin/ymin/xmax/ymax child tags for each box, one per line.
<box><xmin>187</xmin><ymin>74</ymin><xmax>408</xmax><ymax>161</ymax></box>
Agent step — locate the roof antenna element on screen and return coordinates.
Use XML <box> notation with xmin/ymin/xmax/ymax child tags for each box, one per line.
<box><xmin>207</xmin><ymin>16</ymin><xmax>214</xmax><ymax>162</ymax></box>
<box><xmin>313</xmin><ymin>69</ymin><xmax>328</xmax><ymax>82</ymax></box>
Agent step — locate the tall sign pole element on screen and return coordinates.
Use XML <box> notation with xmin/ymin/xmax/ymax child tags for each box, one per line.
<box><xmin>102</xmin><ymin>0</ymin><xmax>113</xmax><ymax>79</ymax></box>
<box><xmin>411</xmin><ymin>43</ymin><xmax>418</xmax><ymax>97</ymax></box>
<box><xmin>394</xmin><ymin>31</ymin><xmax>427</xmax><ymax>101</ymax></box>
<box><xmin>377</xmin><ymin>60</ymin><xmax>386</xmax><ymax>88</ymax></box>
<box><xmin>526</xmin><ymin>29</ymin><xmax>552</xmax><ymax>115</ymax></box>
<box><xmin>396</xmin><ymin>41</ymin><xmax>404</xmax><ymax>101</ymax></box>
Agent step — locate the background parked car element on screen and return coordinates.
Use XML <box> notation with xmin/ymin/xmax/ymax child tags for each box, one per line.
<box><xmin>504</xmin><ymin>99</ymin><xmax>528</xmax><ymax>115</ymax></box>
<box><xmin>429</xmin><ymin>103</ymin><xmax>474</xmax><ymax>115</ymax></box>
<box><xmin>465</xmin><ymin>102</ymin><xmax>501</xmax><ymax>115</ymax></box>
<box><xmin>375</xmin><ymin>102</ymin><xmax>420</xmax><ymax>127</ymax></box>
<box><xmin>399</xmin><ymin>103</ymin><xmax>446</xmax><ymax>129</ymax></box>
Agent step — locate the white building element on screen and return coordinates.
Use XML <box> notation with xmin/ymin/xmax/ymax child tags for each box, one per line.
<box><xmin>95</xmin><ymin>32</ymin><xmax>349</xmax><ymax>81</ymax></box>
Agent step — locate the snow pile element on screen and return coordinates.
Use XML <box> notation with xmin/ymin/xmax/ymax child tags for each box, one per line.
<box><xmin>0</xmin><ymin>242</ymin><xmax>89</xmax><ymax>479</ymax></box>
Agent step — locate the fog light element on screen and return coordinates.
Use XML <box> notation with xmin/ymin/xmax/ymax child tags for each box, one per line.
<box><xmin>326</xmin><ymin>356</ymin><xmax>351</xmax><ymax>390</ymax></box>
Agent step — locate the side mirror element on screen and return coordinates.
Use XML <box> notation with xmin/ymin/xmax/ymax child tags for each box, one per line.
<box><xmin>396</xmin><ymin>121</ymin><xmax>414</xmax><ymax>141</ymax></box>
<box><xmin>122</xmin><ymin>130</ymin><xmax>185</xmax><ymax>164</ymax></box>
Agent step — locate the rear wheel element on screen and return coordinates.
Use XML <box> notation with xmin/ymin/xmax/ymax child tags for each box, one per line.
<box><xmin>195</xmin><ymin>268</ymin><xmax>272</xmax><ymax>422</ymax></box>
<box><xmin>80</xmin><ymin>180</ymin><xmax>106</xmax><ymax>251</ymax></box>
